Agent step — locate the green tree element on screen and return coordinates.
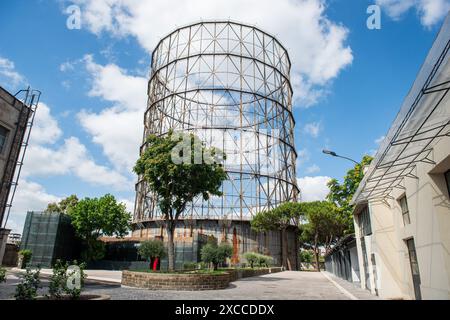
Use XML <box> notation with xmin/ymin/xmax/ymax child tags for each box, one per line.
<box><xmin>138</xmin><ymin>240</ymin><xmax>166</xmax><ymax>269</ymax></box>
<box><xmin>243</xmin><ymin>252</ymin><xmax>259</xmax><ymax>268</ymax></box>
<box><xmin>14</xmin><ymin>267</ymin><xmax>41</xmax><ymax>300</ymax></box>
<box><xmin>216</xmin><ymin>243</ymin><xmax>233</xmax><ymax>266</ymax></box>
<box><xmin>134</xmin><ymin>131</ymin><xmax>227</xmax><ymax>271</ymax></box>
<box><xmin>251</xmin><ymin>202</ymin><xmax>304</xmax><ymax>270</ymax></box>
<box><xmin>45</xmin><ymin>195</ymin><xmax>79</xmax><ymax>214</ymax></box>
<box><xmin>326</xmin><ymin>155</ymin><xmax>373</xmax><ymax>234</ymax></box>
<box><xmin>298</xmin><ymin>201</ymin><xmax>345</xmax><ymax>271</ymax></box>
<box><xmin>299</xmin><ymin>250</ymin><xmax>313</xmax><ymax>263</ymax></box>
<box><xmin>68</xmin><ymin>194</ymin><xmax>131</xmax><ymax>262</ymax></box>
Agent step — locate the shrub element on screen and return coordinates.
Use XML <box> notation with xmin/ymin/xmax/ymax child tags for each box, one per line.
<box><xmin>200</xmin><ymin>243</ymin><xmax>218</xmax><ymax>269</ymax></box>
<box><xmin>299</xmin><ymin>250</ymin><xmax>313</xmax><ymax>263</ymax></box>
<box><xmin>64</xmin><ymin>260</ymin><xmax>87</xmax><ymax>299</ymax></box>
<box><xmin>138</xmin><ymin>240</ymin><xmax>166</xmax><ymax>261</ymax></box>
<box><xmin>257</xmin><ymin>254</ymin><xmax>273</xmax><ymax>267</ymax></box>
<box><xmin>201</xmin><ymin>242</ymin><xmax>233</xmax><ymax>270</ymax></box>
<box><xmin>15</xmin><ymin>267</ymin><xmax>41</xmax><ymax>300</ymax></box>
<box><xmin>243</xmin><ymin>252</ymin><xmax>259</xmax><ymax>268</ymax></box>
<box><xmin>48</xmin><ymin>260</ymin><xmax>87</xmax><ymax>300</ymax></box>
<box><xmin>0</xmin><ymin>267</ymin><xmax>6</xmax><ymax>283</ymax></box>
<box><xmin>217</xmin><ymin>243</ymin><xmax>233</xmax><ymax>265</ymax></box>
<box><xmin>18</xmin><ymin>249</ymin><xmax>32</xmax><ymax>268</ymax></box>
<box><xmin>183</xmin><ymin>262</ymin><xmax>198</xmax><ymax>270</ymax></box>
<box><xmin>48</xmin><ymin>260</ymin><xmax>67</xmax><ymax>299</ymax></box>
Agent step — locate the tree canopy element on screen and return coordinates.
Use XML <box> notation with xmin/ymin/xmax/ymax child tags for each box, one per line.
<box><xmin>297</xmin><ymin>201</ymin><xmax>345</xmax><ymax>270</ymax></box>
<box><xmin>326</xmin><ymin>155</ymin><xmax>373</xmax><ymax>234</ymax></box>
<box><xmin>45</xmin><ymin>195</ymin><xmax>79</xmax><ymax>214</ymax></box>
<box><xmin>68</xmin><ymin>194</ymin><xmax>131</xmax><ymax>261</ymax></box>
<box><xmin>251</xmin><ymin>202</ymin><xmax>307</xmax><ymax>270</ymax></box>
<box><xmin>138</xmin><ymin>240</ymin><xmax>166</xmax><ymax>261</ymax></box>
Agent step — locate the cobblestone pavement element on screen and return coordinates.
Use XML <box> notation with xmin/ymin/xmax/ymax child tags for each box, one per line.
<box><xmin>1</xmin><ymin>270</ymin><xmax>379</xmax><ymax>300</ymax></box>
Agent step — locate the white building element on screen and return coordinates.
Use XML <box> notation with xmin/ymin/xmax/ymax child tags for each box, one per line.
<box><xmin>351</xmin><ymin>15</ymin><xmax>450</xmax><ymax>300</ymax></box>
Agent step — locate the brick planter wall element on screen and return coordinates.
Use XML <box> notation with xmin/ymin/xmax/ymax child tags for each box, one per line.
<box><xmin>122</xmin><ymin>271</ymin><xmax>231</xmax><ymax>290</ymax></box>
<box><xmin>122</xmin><ymin>267</ymin><xmax>284</xmax><ymax>291</ymax></box>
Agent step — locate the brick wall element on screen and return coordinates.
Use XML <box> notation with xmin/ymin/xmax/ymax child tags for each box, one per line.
<box><xmin>122</xmin><ymin>271</ymin><xmax>231</xmax><ymax>290</ymax></box>
<box><xmin>122</xmin><ymin>267</ymin><xmax>284</xmax><ymax>290</ymax></box>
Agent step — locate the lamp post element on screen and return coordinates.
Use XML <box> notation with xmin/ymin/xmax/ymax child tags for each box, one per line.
<box><xmin>322</xmin><ymin>149</ymin><xmax>359</xmax><ymax>165</ymax></box>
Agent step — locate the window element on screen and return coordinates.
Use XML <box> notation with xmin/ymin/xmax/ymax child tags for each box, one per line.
<box><xmin>405</xmin><ymin>238</ymin><xmax>422</xmax><ymax>300</ymax></box>
<box><xmin>0</xmin><ymin>125</ymin><xmax>9</xmax><ymax>154</ymax></box>
<box><xmin>358</xmin><ymin>206</ymin><xmax>372</xmax><ymax>236</ymax></box>
<box><xmin>399</xmin><ymin>196</ymin><xmax>411</xmax><ymax>226</ymax></box>
<box><xmin>445</xmin><ymin>170</ymin><xmax>450</xmax><ymax>198</ymax></box>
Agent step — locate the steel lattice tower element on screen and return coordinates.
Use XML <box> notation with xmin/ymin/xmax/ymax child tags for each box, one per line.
<box><xmin>134</xmin><ymin>21</ymin><xmax>298</xmax><ymax>226</ymax></box>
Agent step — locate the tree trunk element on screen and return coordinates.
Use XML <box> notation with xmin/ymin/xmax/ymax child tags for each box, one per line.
<box><xmin>314</xmin><ymin>232</ymin><xmax>320</xmax><ymax>271</ymax></box>
<box><xmin>314</xmin><ymin>249</ymin><xmax>320</xmax><ymax>272</ymax></box>
<box><xmin>167</xmin><ymin>224</ymin><xmax>175</xmax><ymax>272</ymax></box>
<box><xmin>281</xmin><ymin>228</ymin><xmax>292</xmax><ymax>270</ymax></box>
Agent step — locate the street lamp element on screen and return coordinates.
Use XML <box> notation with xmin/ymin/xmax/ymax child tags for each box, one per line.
<box><xmin>322</xmin><ymin>149</ymin><xmax>359</xmax><ymax>165</ymax></box>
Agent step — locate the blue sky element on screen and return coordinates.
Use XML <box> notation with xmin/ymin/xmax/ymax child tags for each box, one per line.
<box><xmin>0</xmin><ymin>0</ymin><xmax>448</xmax><ymax>233</ymax></box>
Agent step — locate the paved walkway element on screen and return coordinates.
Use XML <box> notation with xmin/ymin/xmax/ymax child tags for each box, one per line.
<box><xmin>1</xmin><ymin>270</ymin><xmax>379</xmax><ymax>300</ymax></box>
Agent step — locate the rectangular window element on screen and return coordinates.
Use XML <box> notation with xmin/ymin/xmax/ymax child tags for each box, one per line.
<box><xmin>358</xmin><ymin>206</ymin><xmax>372</xmax><ymax>236</ymax></box>
<box><xmin>405</xmin><ymin>238</ymin><xmax>422</xmax><ymax>300</ymax></box>
<box><xmin>0</xmin><ymin>125</ymin><xmax>9</xmax><ymax>154</ymax></box>
<box><xmin>445</xmin><ymin>170</ymin><xmax>450</xmax><ymax>198</ymax></box>
<box><xmin>399</xmin><ymin>196</ymin><xmax>411</xmax><ymax>226</ymax></box>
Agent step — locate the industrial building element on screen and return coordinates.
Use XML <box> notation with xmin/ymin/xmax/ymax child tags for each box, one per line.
<box><xmin>351</xmin><ymin>15</ymin><xmax>450</xmax><ymax>299</ymax></box>
<box><xmin>133</xmin><ymin>21</ymin><xmax>300</xmax><ymax>270</ymax></box>
<box><xmin>0</xmin><ymin>86</ymin><xmax>39</xmax><ymax>265</ymax></box>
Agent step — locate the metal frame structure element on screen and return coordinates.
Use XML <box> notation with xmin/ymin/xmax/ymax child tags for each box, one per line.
<box><xmin>1</xmin><ymin>87</ymin><xmax>40</xmax><ymax>228</ymax></box>
<box><xmin>134</xmin><ymin>21</ymin><xmax>298</xmax><ymax>224</ymax></box>
<box><xmin>353</xmin><ymin>23</ymin><xmax>450</xmax><ymax>204</ymax></box>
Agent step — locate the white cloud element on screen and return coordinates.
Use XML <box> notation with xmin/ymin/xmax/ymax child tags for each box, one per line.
<box><xmin>60</xmin><ymin>61</ymin><xmax>76</xmax><ymax>72</ymax></box>
<box><xmin>72</xmin><ymin>0</ymin><xmax>353</xmax><ymax>107</ymax></box>
<box><xmin>119</xmin><ymin>198</ymin><xmax>135</xmax><ymax>214</ymax></box>
<box><xmin>304</xmin><ymin>122</ymin><xmax>321</xmax><ymax>138</ymax></box>
<box><xmin>30</xmin><ymin>102</ymin><xmax>63</xmax><ymax>145</ymax></box>
<box><xmin>83</xmin><ymin>55</ymin><xmax>147</xmax><ymax>111</ymax></box>
<box><xmin>0</xmin><ymin>56</ymin><xmax>25</xmax><ymax>89</ymax></box>
<box><xmin>305</xmin><ymin>164</ymin><xmax>320</xmax><ymax>174</ymax></box>
<box><xmin>78</xmin><ymin>108</ymin><xmax>142</xmax><ymax>171</ymax></box>
<box><xmin>4</xmin><ymin>179</ymin><xmax>60</xmax><ymax>233</ymax></box>
<box><xmin>76</xmin><ymin>55</ymin><xmax>147</xmax><ymax>171</ymax></box>
<box><xmin>297</xmin><ymin>148</ymin><xmax>310</xmax><ymax>167</ymax></box>
<box><xmin>297</xmin><ymin>176</ymin><xmax>331</xmax><ymax>202</ymax></box>
<box><xmin>377</xmin><ymin>0</ymin><xmax>450</xmax><ymax>27</ymax></box>
<box><xmin>374</xmin><ymin>135</ymin><xmax>385</xmax><ymax>145</ymax></box>
<box><xmin>24</xmin><ymin>137</ymin><xmax>132</xmax><ymax>190</ymax></box>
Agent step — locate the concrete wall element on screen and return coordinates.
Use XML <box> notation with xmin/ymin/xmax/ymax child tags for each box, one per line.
<box><xmin>354</xmin><ymin>136</ymin><xmax>450</xmax><ymax>299</ymax></box>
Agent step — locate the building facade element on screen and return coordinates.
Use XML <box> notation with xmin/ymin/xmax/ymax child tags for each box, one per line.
<box><xmin>352</xmin><ymin>15</ymin><xmax>450</xmax><ymax>300</ymax></box>
<box><xmin>0</xmin><ymin>86</ymin><xmax>36</xmax><ymax>264</ymax></box>
<box><xmin>324</xmin><ymin>234</ymin><xmax>360</xmax><ymax>284</ymax></box>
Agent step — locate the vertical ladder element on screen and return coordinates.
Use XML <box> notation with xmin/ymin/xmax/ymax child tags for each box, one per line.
<box><xmin>2</xmin><ymin>87</ymin><xmax>40</xmax><ymax>228</ymax></box>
